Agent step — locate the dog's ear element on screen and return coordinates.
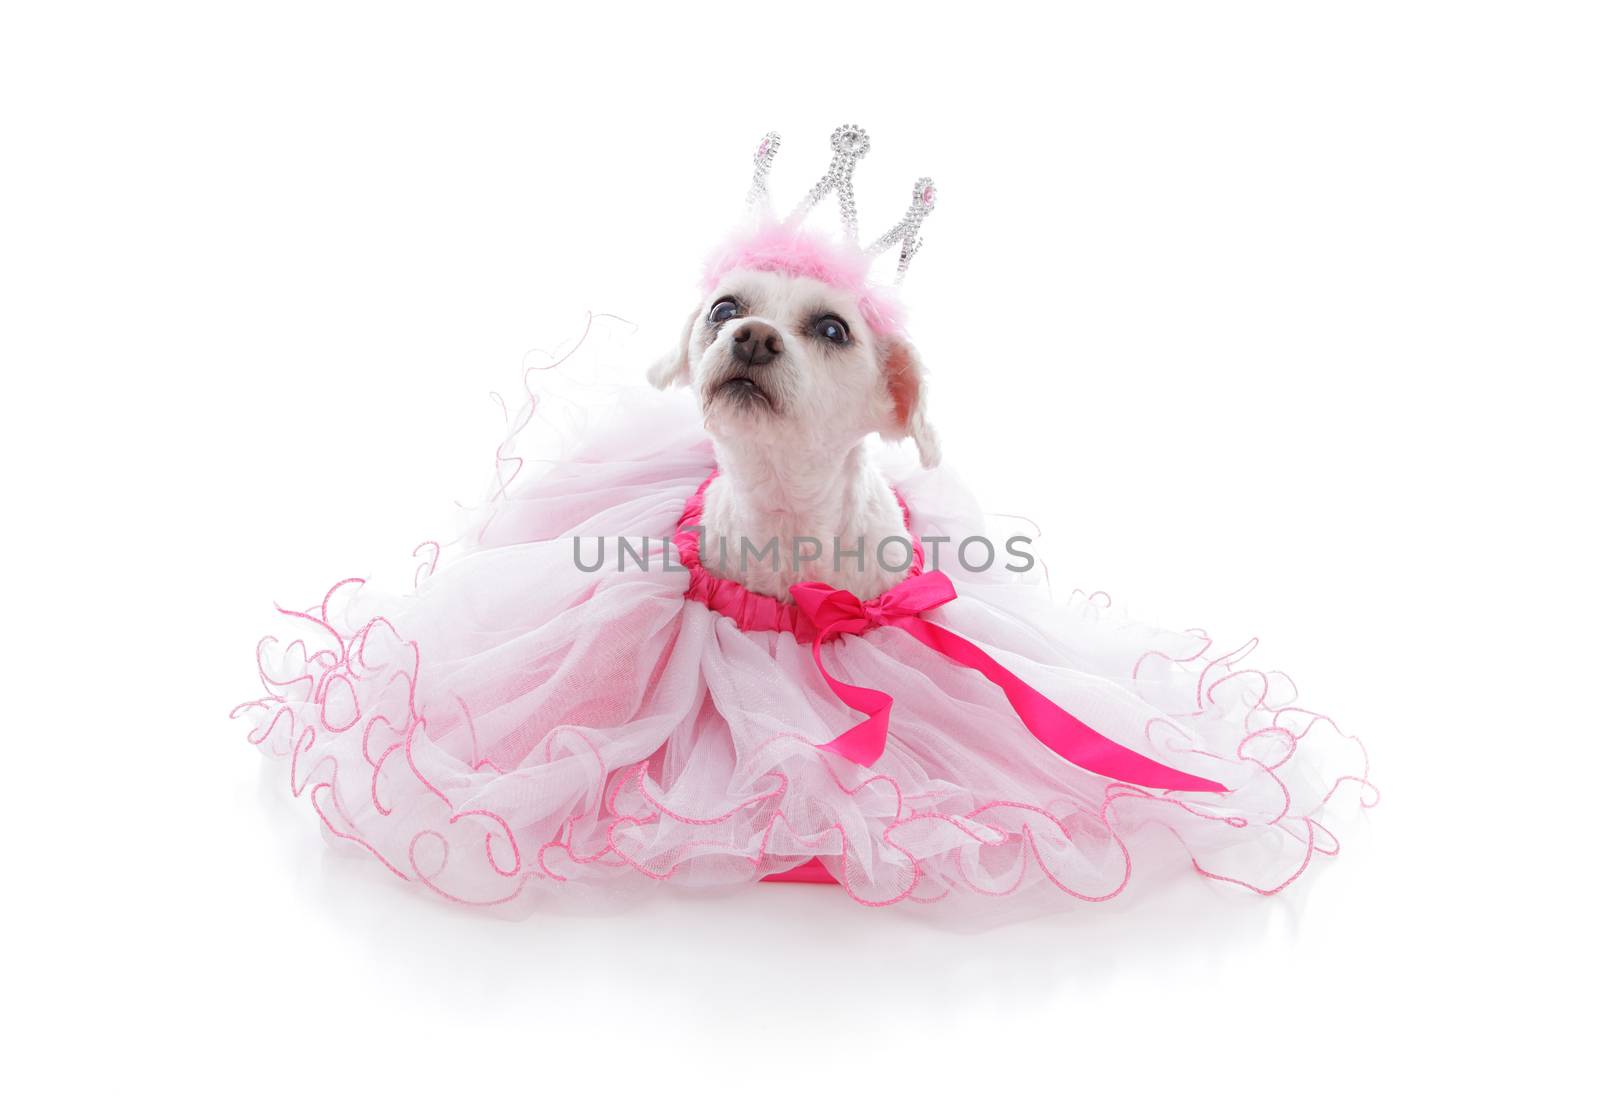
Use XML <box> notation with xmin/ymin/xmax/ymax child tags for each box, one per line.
<box><xmin>879</xmin><ymin>336</ymin><xmax>941</xmax><ymax>468</ymax></box>
<box><xmin>647</xmin><ymin>308</ymin><xmax>697</xmax><ymax>389</ymax></box>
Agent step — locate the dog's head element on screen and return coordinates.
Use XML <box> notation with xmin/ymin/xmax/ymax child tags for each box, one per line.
<box><xmin>648</xmin><ymin>235</ymin><xmax>939</xmax><ymax>468</ymax></box>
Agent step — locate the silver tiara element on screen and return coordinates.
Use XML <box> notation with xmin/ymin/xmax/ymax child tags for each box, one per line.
<box><xmin>746</xmin><ymin>124</ymin><xmax>937</xmax><ymax>283</ymax></box>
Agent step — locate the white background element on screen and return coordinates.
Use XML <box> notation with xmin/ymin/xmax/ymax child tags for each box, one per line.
<box><xmin>3</xmin><ymin>2</ymin><xmax>1596</xmax><ymax>1094</ymax></box>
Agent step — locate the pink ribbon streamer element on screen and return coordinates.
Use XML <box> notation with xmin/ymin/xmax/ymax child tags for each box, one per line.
<box><xmin>789</xmin><ymin>572</ymin><xmax>1228</xmax><ymax>795</ymax></box>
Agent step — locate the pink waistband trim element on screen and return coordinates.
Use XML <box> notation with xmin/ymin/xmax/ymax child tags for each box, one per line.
<box><xmin>674</xmin><ymin>470</ymin><xmax>924</xmax><ymax>642</ymax></box>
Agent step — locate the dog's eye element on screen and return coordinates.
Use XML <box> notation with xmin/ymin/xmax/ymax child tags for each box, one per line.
<box><xmin>708</xmin><ymin>297</ymin><xmax>742</xmax><ymax>325</ymax></box>
<box><xmin>813</xmin><ymin>315</ymin><xmax>850</xmax><ymax>345</ymax></box>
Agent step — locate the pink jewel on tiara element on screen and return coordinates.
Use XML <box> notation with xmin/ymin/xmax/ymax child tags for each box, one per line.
<box><xmin>747</xmin><ymin>130</ymin><xmax>782</xmax><ymax>210</ymax></box>
<box><xmin>866</xmin><ymin>176</ymin><xmax>939</xmax><ymax>280</ymax></box>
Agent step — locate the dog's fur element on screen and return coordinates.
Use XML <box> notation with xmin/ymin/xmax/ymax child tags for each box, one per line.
<box><xmin>650</xmin><ymin>266</ymin><xmax>938</xmax><ymax>600</ymax></box>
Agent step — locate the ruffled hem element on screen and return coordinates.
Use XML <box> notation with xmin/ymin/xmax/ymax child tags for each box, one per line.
<box><xmin>234</xmin><ymin>577</ymin><xmax>1375</xmax><ymax>912</ymax></box>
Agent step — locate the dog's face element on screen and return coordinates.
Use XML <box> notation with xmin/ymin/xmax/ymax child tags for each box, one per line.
<box><xmin>649</xmin><ymin>268</ymin><xmax>939</xmax><ymax>467</ymax></box>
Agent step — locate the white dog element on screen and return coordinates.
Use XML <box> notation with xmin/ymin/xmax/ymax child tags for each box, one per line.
<box><xmin>649</xmin><ymin>264</ymin><xmax>939</xmax><ymax>601</ymax></box>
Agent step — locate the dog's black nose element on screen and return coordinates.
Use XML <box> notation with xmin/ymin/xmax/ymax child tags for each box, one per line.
<box><xmin>731</xmin><ymin>320</ymin><xmax>783</xmax><ymax>367</ymax></box>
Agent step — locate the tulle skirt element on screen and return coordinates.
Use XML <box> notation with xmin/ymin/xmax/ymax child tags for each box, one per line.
<box><xmin>234</xmin><ymin>320</ymin><xmax>1375</xmax><ymax>914</ymax></box>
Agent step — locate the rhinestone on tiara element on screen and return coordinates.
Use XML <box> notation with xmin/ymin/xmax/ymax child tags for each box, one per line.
<box><xmin>748</xmin><ymin>124</ymin><xmax>936</xmax><ymax>284</ymax></box>
<box><xmin>747</xmin><ymin>131</ymin><xmax>782</xmax><ymax>209</ymax></box>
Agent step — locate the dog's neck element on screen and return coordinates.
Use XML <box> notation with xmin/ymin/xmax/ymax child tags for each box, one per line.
<box><xmin>699</xmin><ymin>438</ymin><xmax>909</xmax><ymax>601</ymax></box>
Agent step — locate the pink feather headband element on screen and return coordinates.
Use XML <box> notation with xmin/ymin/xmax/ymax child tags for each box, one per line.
<box><xmin>702</xmin><ymin>221</ymin><xmax>907</xmax><ymax>338</ymax></box>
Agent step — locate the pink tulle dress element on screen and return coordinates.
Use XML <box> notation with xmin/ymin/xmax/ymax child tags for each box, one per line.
<box><xmin>235</xmin><ymin>325</ymin><xmax>1374</xmax><ymax>914</ymax></box>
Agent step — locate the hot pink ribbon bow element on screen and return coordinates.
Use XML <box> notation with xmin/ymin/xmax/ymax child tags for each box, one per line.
<box><xmin>789</xmin><ymin>572</ymin><xmax>1228</xmax><ymax>794</ymax></box>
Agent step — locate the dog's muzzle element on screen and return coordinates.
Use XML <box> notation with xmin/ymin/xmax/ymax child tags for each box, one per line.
<box><xmin>705</xmin><ymin>320</ymin><xmax>784</xmax><ymax>413</ymax></box>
